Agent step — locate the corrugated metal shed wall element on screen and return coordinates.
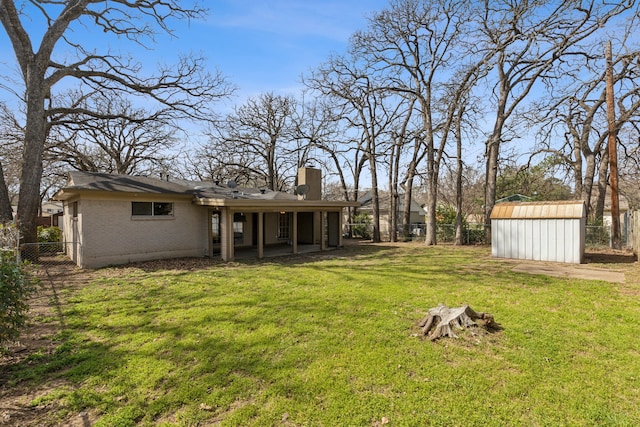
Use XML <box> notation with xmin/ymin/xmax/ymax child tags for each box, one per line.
<box><xmin>490</xmin><ymin>201</ymin><xmax>586</xmax><ymax>264</ymax></box>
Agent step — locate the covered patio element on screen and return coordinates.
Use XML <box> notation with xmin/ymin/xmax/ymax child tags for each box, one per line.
<box><xmin>196</xmin><ymin>200</ymin><xmax>356</xmax><ymax>262</ymax></box>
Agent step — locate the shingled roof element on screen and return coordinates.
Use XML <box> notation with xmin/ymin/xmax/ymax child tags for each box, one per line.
<box><xmin>54</xmin><ymin>171</ymin><xmax>298</xmax><ymax>202</ymax></box>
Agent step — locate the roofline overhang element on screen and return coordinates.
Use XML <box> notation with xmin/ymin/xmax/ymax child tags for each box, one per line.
<box><xmin>52</xmin><ymin>188</ymin><xmax>360</xmax><ymax>211</ymax></box>
<box><xmin>52</xmin><ymin>188</ymin><xmax>195</xmax><ymax>201</ymax></box>
<box><xmin>193</xmin><ymin>197</ymin><xmax>359</xmax><ymax>211</ymax></box>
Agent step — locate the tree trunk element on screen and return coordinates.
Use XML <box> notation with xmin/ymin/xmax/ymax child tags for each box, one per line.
<box><xmin>572</xmin><ymin>136</ymin><xmax>583</xmax><ymax>201</ymax></box>
<box><xmin>484</xmin><ymin>136</ymin><xmax>500</xmax><ymax>243</ymax></box>
<box><xmin>401</xmin><ymin>138</ymin><xmax>424</xmax><ymax>242</ymax></box>
<box><xmin>424</xmin><ymin>132</ymin><xmax>437</xmax><ymax>245</ymax></box>
<box><xmin>0</xmin><ymin>161</ymin><xmax>12</xmax><ymax>223</ymax></box>
<box><xmin>368</xmin><ymin>152</ymin><xmax>381</xmax><ymax>243</ymax></box>
<box><xmin>454</xmin><ymin>112</ymin><xmax>464</xmax><ymax>246</ymax></box>
<box><xmin>418</xmin><ymin>304</ymin><xmax>499</xmax><ymax>341</ymax></box>
<box><xmin>17</xmin><ymin>75</ymin><xmax>48</xmax><ymax>246</ymax></box>
<box><xmin>389</xmin><ymin>140</ymin><xmax>399</xmax><ymax>242</ymax></box>
<box><xmin>581</xmin><ymin>150</ymin><xmax>597</xmax><ymax>217</ymax></box>
<box><xmin>401</xmin><ymin>177</ymin><xmax>414</xmax><ymax>242</ymax></box>
<box><xmin>594</xmin><ymin>147</ymin><xmax>609</xmax><ymax>222</ymax></box>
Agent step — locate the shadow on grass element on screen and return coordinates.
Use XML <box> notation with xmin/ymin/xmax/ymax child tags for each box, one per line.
<box><xmin>584</xmin><ymin>251</ymin><xmax>636</xmax><ymax>264</ymax></box>
<box><xmin>99</xmin><ymin>241</ymin><xmax>400</xmax><ymax>272</ymax></box>
<box><xmin>7</xmin><ymin>242</ymin><xmax>608</xmax><ymax>425</ymax></box>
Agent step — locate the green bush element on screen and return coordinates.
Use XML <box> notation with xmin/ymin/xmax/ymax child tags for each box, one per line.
<box><xmin>351</xmin><ymin>213</ymin><xmax>372</xmax><ymax>239</ymax></box>
<box><xmin>0</xmin><ymin>251</ymin><xmax>36</xmax><ymax>348</ymax></box>
<box><xmin>435</xmin><ymin>205</ymin><xmax>469</xmax><ymax>243</ymax></box>
<box><xmin>37</xmin><ymin>226</ymin><xmax>61</xmax><ymax>243</ymax></box>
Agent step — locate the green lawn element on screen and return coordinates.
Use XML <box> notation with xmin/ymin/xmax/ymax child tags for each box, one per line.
<box><xmin>10</xmin><ymin>244</ymin><xmax>640</xmax><ymax>426</ymax></box>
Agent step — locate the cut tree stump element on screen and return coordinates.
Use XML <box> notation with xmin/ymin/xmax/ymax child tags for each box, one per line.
<box><xmin>418</xmin><ymin>304</ymin><xmax>500</xmax><ymax>341</ymax></box>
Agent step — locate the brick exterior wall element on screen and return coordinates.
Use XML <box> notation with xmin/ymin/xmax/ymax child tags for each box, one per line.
<box><xmin>64</xmin><ymin>196</ymin><xmax>208</xmax><ymax>268</ymax></box>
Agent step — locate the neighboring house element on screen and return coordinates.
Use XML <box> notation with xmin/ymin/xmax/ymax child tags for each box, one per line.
<box><xmin>53</xmin><ymin>167</ymin><xmax>359</xmax><ymax>268</ymax></box>
<box><xmin>495</xmin><ymin>194</ymin><xmax>533</xmax><ymax>203</ymax></box>
<box><xmin>38</xmin><ymin>201</ymin><xmax>64</xmax><ymax>227</ymax></box>
<box><xmin>602</xmin><ymin>190</ymin><xmax>631</xmax><ymax>247</ymax></box>
<box><xmin>602</xmin><ymin>190</ymin><xmax>629</xmax><ymax>226</ymax></box>
<box><xmin>6</xmin><ymin>202</ymin><xmax>63</xmax><ymax>226</ymax></box>
<box><xmin>357</xmin><ymin>191</ymin><xmax>426</xmax><ymax>237</ymax></box>
<box><xmin>41</xmin><ymin>201</ymin><xmax>63</xmax><ymax>216</ymax></box>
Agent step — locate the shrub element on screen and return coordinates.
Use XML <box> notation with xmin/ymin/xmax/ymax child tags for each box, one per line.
<box><xmin>436</xmin><ymin>205</ymin><xmax>469</xmax><ymax>243</ymax></box>
<box><xmin>37</xmin><ymin>226</ymin><xmax>61</xmax><ymax>243</ymax></box>
<box><xmin>351</xmin><ymin>213</ymin><xmax>372</xmax><ymax>239</ymax></box>
<box><xmin>0</xmin><ymin>226</ymin><xmax>36</xmax><ymax>349</ymax></box>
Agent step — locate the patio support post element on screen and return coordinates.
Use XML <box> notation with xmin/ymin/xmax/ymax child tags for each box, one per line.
<box><xmin>320</xmin><ymin>211</ymin><xmax>327</xmax><ymax>250</ymax></box>
<box><xmin>258</xmin><ymin>211</ymin><xmax>264</xmax><ymax>259</ymax></box>
<box><xmin>338</xmin><ymin>209</ymin><xmax>344</xmax><ymax>247</ymax></box>
<box><xmin>221</xmin><ymin>209</ymin><xmax>234</xmax><ymax>261</ymax></box>
<box><xmin>207</xmin><ymin>209</ymin><xmax>213</xmax><ymax>258</ymax></box>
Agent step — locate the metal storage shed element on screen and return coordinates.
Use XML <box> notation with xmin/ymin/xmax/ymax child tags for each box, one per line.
<box><xmin>490</xmin><ymin>201</ymin><xmax>586</xmax><ymax>264</ymax></box>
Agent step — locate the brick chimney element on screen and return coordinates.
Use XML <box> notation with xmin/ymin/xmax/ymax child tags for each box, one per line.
<box><xmin>297</xmin><ymin>167</ymin><xmax>321</xmax><ymax>200</ymax></box>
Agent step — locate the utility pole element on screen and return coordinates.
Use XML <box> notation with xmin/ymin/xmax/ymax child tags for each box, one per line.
<box><xmin>606</xmin><ymin>40</ymin><xmax>621</xmax><ymax>249</ymax></box>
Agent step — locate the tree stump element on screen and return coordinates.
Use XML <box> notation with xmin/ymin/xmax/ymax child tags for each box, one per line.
<box><xmin>418</xmin><ymin>304</ymin><xmax>499</xmax><ymax>341</ymax></box>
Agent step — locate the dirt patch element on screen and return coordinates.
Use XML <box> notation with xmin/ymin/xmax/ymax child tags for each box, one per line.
<box><xmin>0</xmin><ymin>259</ymin><xmax>101</xmax><ymax>427</ymax></box>
<box><xmin>509</xmin><ymin>249</ymin><xmax>636</xmax><ymax>284</ymax></box>
<box><xmin>511</xmin><ymin>263</ymin><xmax>626</xmax><ymax>283</ymax></box>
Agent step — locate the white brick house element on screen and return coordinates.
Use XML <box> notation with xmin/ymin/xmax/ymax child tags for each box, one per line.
<box><xmin>54</xmin><ymin>168</ymin><xmax>358</xmax><ymax>268</ymax></box>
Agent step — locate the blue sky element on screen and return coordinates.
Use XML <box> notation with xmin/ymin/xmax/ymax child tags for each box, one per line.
<box><xmin>0</xmin><ymin>1</ymin><xmax>390</xmax><ymax>109</ymax></box>
<box><xmin>200</xmin><ymin>1</ymin><xmax>389</xmax><ymax>103</ymax></box>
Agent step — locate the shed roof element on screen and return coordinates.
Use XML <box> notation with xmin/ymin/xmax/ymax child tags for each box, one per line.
<box><xmin>490</xmin><ymin>200</ymin><xmax>586</xmax><ymax>220</ymax></box>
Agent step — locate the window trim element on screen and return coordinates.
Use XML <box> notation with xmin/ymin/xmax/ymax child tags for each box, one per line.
<box><xmin>131</xmin><ymin>201</ymin><xmax>174</xmax><ymax>218</ymax></box>
<box><xmin>278</xmin><ymin>212</ymin><xmax>290</xmax><ymax>240</ymax></box>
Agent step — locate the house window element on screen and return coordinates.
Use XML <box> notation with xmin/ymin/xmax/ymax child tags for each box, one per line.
<box><xmin>132</xmin><ymin>202</ymin><xmax>173</xmax><ymax>217</ymax></box>
<box><xmin>278</xmin><ymin>212</ymin><xmax>290</xmax><ymax>240</ymax></box>
<box><xmin>211</xmin><ymin>212</ymin><xmax>220</xmax><ymax>244</ymax></box>
<box><xmin>72</xmin><ymin>201</ymin><xmax>78</xmax><ymax>218</ymax></box>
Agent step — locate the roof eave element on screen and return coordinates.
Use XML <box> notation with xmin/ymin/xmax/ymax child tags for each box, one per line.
<box><xmin>52</xmin><ymin>188</ymin><xmax>195</xmax><ymax>201</ymax></box>
<box><xmin>194</xmin><ymin>197</ymin><xmax>359</xmax><ymax>210</ymax></box>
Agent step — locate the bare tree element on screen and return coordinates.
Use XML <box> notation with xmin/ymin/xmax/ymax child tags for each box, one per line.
<box><xmin>205</xmin><ymin>93</ymin><xmax>298</xmax><ymax>191</ymax></box>
<box><xmin>438</xmin><ymin>163</ymin><xmax>485</xmax><ymax>229</ymax></box>
<box><xmin>478</xmin><ymin>1</ymin><xmax>633</xmax><ymax>240</ymax></box>
<box><xmin>619</xmin><ymin>123</ymin><xmax>640</xmax><ymax>209</ymax></box>
<box><xmin>48</xmin><ymin>93</ymin><xmax>181</xmax><ymax>176</ymax></box>
<box><xmin>0</xmin><ymin>102</ymin><xmax>21</xmax><ymax>221</ymax></box>
<box><xmin>299</xmin><ymin>85</ymin><xmax>375</xmax><ymax>231</ymax></box>
<box><xmin>386</xmin><ymin>98</ymin><xmax>417</xmax><ymax>242</ymax></box>
<box><xmin>291</xmin><ymin>95</ymin><xmax>355</xmax><ymax>200</ymax></box>
<box><xmin>534</xmin><ymin>19</ymin><xmax>640</xmax><ymax>220</ymax></box>
<box><xmin>308</xmin><ymin>53</ymin><xmax>401</xmax><ymax>243</ymax></box>
<box><xmin>350</xmin><ymin>0</ymin><xmax>493</xmax><ymax>245</ymax></box>
<box><xmin>0</xmin><ymin>161</ymin><xmax>11</xmax><ymax>223</ymax></box>
<box><xmin>0</xmin><ymin>1</ymin><xmax>233</xmax><ymax>244</ymax></box>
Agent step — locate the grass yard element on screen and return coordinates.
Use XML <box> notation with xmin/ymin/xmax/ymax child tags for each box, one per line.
<box><xmin>3</xmin><ymin>243</ymin><xmax>640</xmax><ymax>426</ymax></box>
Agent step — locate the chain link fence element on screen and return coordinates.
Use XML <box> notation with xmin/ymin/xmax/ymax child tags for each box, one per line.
<box><xmin>19</xmin><ymin>242</ymin><xmax>80</xmax><ymax>269</ymax></box>
<box><xmin>584</xmin><ymin>225</ymin><xmax>630</xmax><ymax>249</ymax></box>
<box><xmin>345</xmin><ymin>222</ymin><xmax>628</xmax><ymax>249</ymax></box>
<box><xmin>344</xmin><ymin>223</ymin><xmax>488</xmax><ymax>244</ymax></box>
